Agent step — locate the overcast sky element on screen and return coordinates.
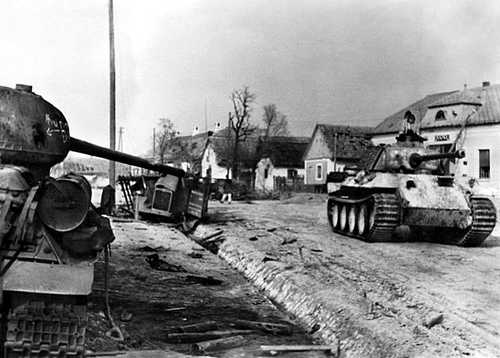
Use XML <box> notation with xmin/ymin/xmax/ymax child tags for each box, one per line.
<box><xmin>1</xmin><ymin>0</ymin><xmax>500</xmax><ymax>155</ymax></box>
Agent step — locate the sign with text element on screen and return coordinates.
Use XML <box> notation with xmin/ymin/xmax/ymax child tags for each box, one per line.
<box><xmin>434</xmin><ymin>134</ymin><xmax>450</xmax><ymax>142</ymax></box>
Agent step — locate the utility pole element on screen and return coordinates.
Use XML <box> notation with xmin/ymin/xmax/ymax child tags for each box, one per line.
<box><xmin>108</xmin><ymin>0</ymin><xmax>116</xmax><ymax>191</ymax></box>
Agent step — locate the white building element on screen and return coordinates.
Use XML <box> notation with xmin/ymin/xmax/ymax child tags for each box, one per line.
<box><xmin>254</xmin><ymin>137</ymin><xmax>309</xmax><ymax>192</ymax></box>
<box><xmin>303</xmin><ymin>124</ymin><xmax>373</xmax><ymax>190</ymax></box>
<box><xmin>371</xmin><ymin>82</ymin><xmax>500</xmax><ymax>196</ymax></box>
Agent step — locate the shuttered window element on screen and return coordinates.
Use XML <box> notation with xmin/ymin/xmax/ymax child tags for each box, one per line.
<box><xmin>479</xmin><ymin>149</ymin><xmax>490</xmax><ymax>179</ymax></box>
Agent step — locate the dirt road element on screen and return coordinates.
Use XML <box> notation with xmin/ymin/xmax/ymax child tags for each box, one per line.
<box><xmin>204</xmin><ymin>195</ymin><xmax>500</xmax><ymax>357</ymax></box>
<box><xmin>87</xmin><ymin>220</ymin><xmax>326</xmax><ymax>357</ymax></box>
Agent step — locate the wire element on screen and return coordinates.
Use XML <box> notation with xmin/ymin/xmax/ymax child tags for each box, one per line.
<box><xmin>104</xmin><ymin>244</ymin><xmax>124</xmax><ymax>342</ymax></box>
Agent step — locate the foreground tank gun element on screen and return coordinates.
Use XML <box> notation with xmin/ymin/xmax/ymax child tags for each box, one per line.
<box><xmin>327</xmin><ymin>112</ymin><xmax>496</xmax><ymax>246</ymax></box>
<box><xmin>0</xmin><ymin>84</ymin><xmax>206</xmax><ymax>357</ymax></box>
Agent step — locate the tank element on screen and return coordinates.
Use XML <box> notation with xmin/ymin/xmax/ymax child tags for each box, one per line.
<box><xmin>327</xmin><ymin>111</ymin><xmax>497</xmax><ymax>246</ymax></box>
<box><xmin>0</xmin><ymin>84</ymin><xmax>203</xmax><ymax>357</ymax></box>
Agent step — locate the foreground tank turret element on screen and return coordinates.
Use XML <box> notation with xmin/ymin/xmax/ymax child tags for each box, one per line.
<box><xmin>0</xmin><ymin>84</ymin><xmax>203</xmax><ymax>357</ymax></box>
<box><xmin>327</xmin><ymin>112</ymin><xmax>496</xmax><ymax>246</ymax></box>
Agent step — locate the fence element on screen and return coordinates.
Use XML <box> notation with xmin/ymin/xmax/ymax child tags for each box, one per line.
<box><xmin>273</xmin><ymin>176</ymin><xmax>311</xmax><ymax>193</ymax></box>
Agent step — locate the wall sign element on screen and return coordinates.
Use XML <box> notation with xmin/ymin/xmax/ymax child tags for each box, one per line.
<box><xmin>434</xmin><ymin>134</ymin><xmax>450</xmax><ymax>142</ymax></box>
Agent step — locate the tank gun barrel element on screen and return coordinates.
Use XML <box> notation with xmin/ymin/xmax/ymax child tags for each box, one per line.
<box><xmin>409</xmin><ymin>150</ymin><xmax>465</xmax><ymax>168</ymax></box>
<box><xmin>69</xmin><ymin>137</ymin><xmax>186</xmax><ymax>177</ymax></box>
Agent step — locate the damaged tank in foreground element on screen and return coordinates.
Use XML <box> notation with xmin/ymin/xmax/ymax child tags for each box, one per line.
<box><xmin>327</xmin><ymin>114</ymin><xmax>496</xmax><ymax>246</ymax></box>
<box><xmin>0</xmin><ymin>84</ymin><xmax>202</xmax><ymax>357</ymax></box>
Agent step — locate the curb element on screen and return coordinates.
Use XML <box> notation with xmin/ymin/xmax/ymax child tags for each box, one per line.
<box><xmin>218</xmin><ymin>241</ymin><xmax>395</xmax><ymax>358</ymax></box>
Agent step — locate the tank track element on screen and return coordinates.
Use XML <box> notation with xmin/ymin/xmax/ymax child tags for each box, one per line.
<box><xmin>327</xmin><ymin>193</ymin><xmax>400</xmax><ymax>242</ymax></box>
<box><xmin>458</xmin><ymin>196</ymin><xmax>497</xmax><ymax>247</ymax></box>
<box><xmin>3</xmin><ymin>299</ymin><xmax>87</xmax><ymax>358</ymax></box>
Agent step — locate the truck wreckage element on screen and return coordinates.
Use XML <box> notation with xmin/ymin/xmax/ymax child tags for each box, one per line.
<box><xmin>0</xmin><ymin>84</ymin><xmax>208</xmax><ymax>357</ymax></box>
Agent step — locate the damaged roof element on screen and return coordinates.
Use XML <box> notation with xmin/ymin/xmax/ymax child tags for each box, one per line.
<box><xmin>259</xmin><ymin>136</ymin><xmax>310</xmax><ymax>168</ymax></box>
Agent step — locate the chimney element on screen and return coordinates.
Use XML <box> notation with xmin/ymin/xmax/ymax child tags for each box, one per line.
<box><xmin>16</xmin><ymin>84</ymin><xmax>32</xmax><ymax>93</ymax></box>
<box><xmin>482</xmin><ymin>81</ymin><xmax>490</xmax><ymax>87</ymax></box>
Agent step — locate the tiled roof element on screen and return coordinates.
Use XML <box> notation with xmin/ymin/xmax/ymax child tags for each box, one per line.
<box><xmin>259</xmin><ymin>136</ymin><xmax>310</xmax><ymax>168</ymax></box>
<box><xmin>316</xmin><ymin>124</ymin><xmax>374</xmax><ymax>160</ymax></box>
<box><xmin>373</xmin><ymin>91</ymin><xmax>456</xmax><ymax>134</ymax></box>
<box><xmin>374</xmin><ymin>84</ymin><xmax>500</xmax><ymax>134</ymax></box>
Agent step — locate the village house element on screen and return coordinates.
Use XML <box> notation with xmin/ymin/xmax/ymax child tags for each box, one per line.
<box><xmin>371</xmin><ymin>81</ymin><xmax>500</xmax><ymax>196</ymax></box>
<box><xmin>164</xmin><ymin>131</ymin><xmax>212</xmax><ymax>174</ymax></box>
<box><xmin>303</xmin><ymin>124</ymin><xmax>373</xmax><ymax>190</ymax></box>
<box><xmin>254</xmin><ymin>136</ymin><xmax>310</xmax><ymax>192</ymax></box>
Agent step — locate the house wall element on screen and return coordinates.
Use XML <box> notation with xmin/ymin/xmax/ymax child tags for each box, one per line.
<box><xmin>201</xmin><ymin>143</ymin><xmax>232</xmax><ymax>180</ymax></box>
<box><xmin>255</xmin><ymin>158</ymin><xmax>305</xmax><ymax>191</ymax></box>
<box><xmin>304</xmin><ymin>131</ymin><xmax>331</xmax><ymax>160</ymax></box>
<box><xmin>371</xmin><ymin>123</ymin><xmax>500</xmax><ymax>196</ymax></box>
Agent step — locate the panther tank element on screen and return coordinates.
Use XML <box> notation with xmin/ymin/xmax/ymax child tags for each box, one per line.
<box><xmin>327</xmin><ymin>118</ymin><xmax>496</xmax><ymax>246</ymax></box>
<box><xmin>0</xmin><ymin>84</ymin><xmax>199</xmax><ymax>357</ymax></box>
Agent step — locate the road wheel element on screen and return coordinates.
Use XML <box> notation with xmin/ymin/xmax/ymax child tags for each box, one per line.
<box><xmin>368</xmin><ymin>202</ymin><xmax>376</xmax><ymax>231</ymax></box>
<box><xmin>330</xmin><ymin>202</ymin><xmax>339</xmax><ymax>228</ymax></box>
<box><xmin>348</xmin><ymin>205</ymin><xmax>357</xmax><ymax>234</ymax></box>
<box><xmin>357</xmin><ymin>203</ymin><xmax>368</xmax><ymax>235</ymax></box>
<box><xmin>339</xmin><ymin>205</ymin><xmax>347</xmax><ymax>231</ymax></box>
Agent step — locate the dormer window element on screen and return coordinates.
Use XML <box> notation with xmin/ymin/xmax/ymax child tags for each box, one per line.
<box><xmin>435</xmin><ymin>110</ymin><xmax>446</xmax><ymax>121</ymax></box>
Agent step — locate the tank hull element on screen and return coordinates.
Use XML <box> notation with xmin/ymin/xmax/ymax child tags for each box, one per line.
<box><xmin>328</xmin><ymin>173</ymin><xmax>496</xmax><ymax>246</ymax></box>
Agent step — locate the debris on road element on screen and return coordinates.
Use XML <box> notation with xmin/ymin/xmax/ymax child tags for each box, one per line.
<box><xmin>187</xmin><ymin>251</ymin><xmax>203</xmax><ymax>259</ymax></box>
<box><xmin>424</xmin><ymin>313</ymin><xmax>444</xmax><ymax>329</ymax></box>
<box><xmin>230</xmin><ymin>319</ymin><xmax>293</xmax><ymax>336</ymax></box>
<box><xmin>192</xmin><ymin>335</ymin><xmax>246</xmax><ymax>353</ymax></box>
<box><xmin>281</xmin><ymin>236</ymin><xmax>297</xmax><ymax>245</ymax></box>
<box><xmin>185</xmin><ymin>275</ymin><xmax>223</xmax><ymax>286</ymax></box>
<box><xmin>120</xmin><ymin>312</ymin><xmax>133</xmax><ymax>322</ymax></box>
<box><xmin>260</xmin><ymin>344</ymin><xmax>338</xmax><ymax>355</ymax></box>
<box><xmin>165</xmin><ymin>330</ymin><xmax>253</xmax><ymax>343</ymax></box>
<box><xmin>167</xmin><ymin>321</ymin><xmax>218</xmax><ymax>333</ymax></box>
<box><xmin>145</xmin><ymin>253</ymin><xmax>186</xmax><ymax>272</ymax></box>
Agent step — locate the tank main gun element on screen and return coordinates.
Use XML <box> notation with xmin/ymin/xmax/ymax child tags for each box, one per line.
<box><xmin>69</xmin><ymin>137</ymin><xmax>186</xmax><ymax>178</ymax></box>
<box><xmin>409</xmin><ymin>150</ymin><xmax>465</xmax><ymax>169</ymax></box>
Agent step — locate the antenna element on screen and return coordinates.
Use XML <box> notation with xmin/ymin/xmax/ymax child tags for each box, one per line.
<box><xmin>204</xmin><ymin>98</ymin><xmax>208</xmax><ymax>132</ymax></box>
<box><xmin>118</xmin><ymin>126</ymin><xmax>124</xmax><ymax>152</ymax></box>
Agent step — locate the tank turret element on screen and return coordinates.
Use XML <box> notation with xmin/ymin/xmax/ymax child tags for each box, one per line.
<box><xmin>327</xmin><ymin>111</ymin><xmax>496</xmax><ymax>247</ymax></box>
<box><xmin>0</xmin><ymin>84</ymin><xmax>205</xmax><ymax>356</ymax></box>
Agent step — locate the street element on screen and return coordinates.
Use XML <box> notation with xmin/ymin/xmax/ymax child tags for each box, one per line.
<box><xmin>200</xmin><ymin>194</ymin><xmax>500</xmax><ymax>357</ymax></box>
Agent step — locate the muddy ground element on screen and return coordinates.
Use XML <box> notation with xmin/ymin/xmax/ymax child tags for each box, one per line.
<box><xmin>86</xmin><ymin>220</ymin><xmax>329</xmax><ymax>357</ymax></box>
<box><xmin>201</xmin><ymin>194</ymin><xmax>500</xmax><ymax>357</ymax></box>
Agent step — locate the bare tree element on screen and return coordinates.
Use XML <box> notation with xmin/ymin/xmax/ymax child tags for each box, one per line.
<box><xmin>228</xmin><ymin>86</ymin><xmax>257</xmax><ymax>180</ymax></box>
<box><xmin>155</xmin><ymin>118</ymin><xmax>177</xmax><ymax>164</ymax></box>
<box><xmin>262</xmin><ymin>104</ymin><xmax>289</xmax><ymax>138</ymax></box>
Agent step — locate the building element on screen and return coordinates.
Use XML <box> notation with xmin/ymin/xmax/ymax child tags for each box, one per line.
<box><xmin>254</xmin><ymin>137</ymin><xmax>310</xmax><ymax>192</ymax></box>
<box><xmin>371</xmin><ymin>81</ymin><xmax>500</xmax><ymax>195</ymax></box>
<box><xmin>201</xmin><ymin>129</ymin><xmax>263</xmax><ymax>184</ymax></box>
<box><xmin>303</xmin><ymin>124</ymin><xmax>373</xmax><ymax>189</ymax></box>
<box><xmin>164</xmin><ymin>131</ymin><xmax>212</xmax><ymax>174</ymax></box>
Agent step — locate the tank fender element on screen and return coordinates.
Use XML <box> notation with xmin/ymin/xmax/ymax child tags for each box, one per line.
<box><xmin>3</xmin><ymin>261</ymin><xmax>94</xmax><ymax>295</ymax></box>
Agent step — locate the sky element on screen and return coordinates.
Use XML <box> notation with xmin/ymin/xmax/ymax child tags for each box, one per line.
<box><xmin>1</xmin><ymin>0</ymin><xmax>500</xmax><ymax>155</ymax></box>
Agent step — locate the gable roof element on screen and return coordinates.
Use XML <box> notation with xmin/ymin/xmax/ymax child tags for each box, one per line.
<box><xmin>373</xmin><ymin>91</ymin><xmax>456</xmax><ymax>134</ymax></box>
<box><xmin>164</xmin><ymin>131</ymin><xmax>211</xmax><ymax>164</ymax></box>
<box><xmin>374</xmin><ymin>83</ymin><xmax>500</xmax><ymax>134</ymax></box>
<box><xmin>305</xmin><ymin>124</ymin><xmax>373</xmax><ymax>161</ymax></box>
<box><xmin>260</xmin><ymin>136</ymin><xmax>310</xmax><ymax>168</ymax></box>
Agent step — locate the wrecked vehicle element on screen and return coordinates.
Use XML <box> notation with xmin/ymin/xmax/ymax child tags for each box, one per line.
<box><xmin>118</xmin><ymin>173</ymin><xmax>208</xmax><ymax>227</ymax></box>
<box><xmin>327</xmin><ymin>111</ymin><xmax>496</xmax><ymax>246</ymax></box>
<box><xmin>0</xmin><ymin>84</ymin><xmax>205</xmax><ymax>356</ymax></box>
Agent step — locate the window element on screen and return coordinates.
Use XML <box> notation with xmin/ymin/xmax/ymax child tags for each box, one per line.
<box><xmin>264</xmin><ymin>166</ymin><xmax>269</xmax><ymax>179</ymax></box>
<box><xmin>316</xmin><ymin>164</ymin><xmax>323</xmax><ymax>180</ymax></box>
<box><xmin>479</xmin><ymin>149</ymin><xmax>490</xmax><ymax>179</ymax></box>
<box><xmin>435</xmin><ymin>110</ymin><xmax>446</xmax><ymax>121</ymax></box>
<box><xmin>287</xmin><ymin>169</ymin><xmax>298</xmax><ymax>179</ymax></box>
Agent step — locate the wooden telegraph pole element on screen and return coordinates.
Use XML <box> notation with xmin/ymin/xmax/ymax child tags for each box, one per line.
<box><xmin>108</xmin><ymin>0</ymin><xmax>116</xmax><ymax>192</ymax></box>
